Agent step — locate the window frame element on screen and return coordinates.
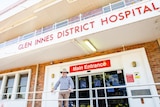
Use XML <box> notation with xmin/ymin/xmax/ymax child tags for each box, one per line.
<box><xmin>3</xmin><ymin>76</ymin><xmax>15</xmax><ymax>99</ymax></box>
<box><xmin>0</xmin><ymin>69</ymin><xmax>31</xmax><ymax>100</ymax></box>
<box><xmin>16</xmin><ymin>74</ymin><xmax>28</xmax><ymax>99</ymax></box>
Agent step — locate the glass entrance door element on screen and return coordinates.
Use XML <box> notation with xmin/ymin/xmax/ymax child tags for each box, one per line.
<box><xmin>69</xmin><ymin>70</ymin><xmax>129</xmax><ymax>107</ymax></box>
<box><xmin>78</xmin><ymin>75</ymin><xmax>90</xmax><ymax>107</ymax></box>
<box><xmin>91</xmin><ymin>74</ymin><xmax>106</xmax><ymax>107</ymax></box>
<box><xmin>104</xmin><ymin>70</ymin><xmax>129</xmax><ymax>107</ymax></box>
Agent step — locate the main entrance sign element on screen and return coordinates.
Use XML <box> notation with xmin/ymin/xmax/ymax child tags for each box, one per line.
<box><xmin>70</xmin><ymin>60</ymin><xmax>111</xmax><ymax>72</ymax></box>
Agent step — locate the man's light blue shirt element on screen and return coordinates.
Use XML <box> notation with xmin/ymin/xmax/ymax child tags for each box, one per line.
<box><xmin>54</xmin><ymin>76</ymin><xmax>74</xmax><ymax>90</ymax></box>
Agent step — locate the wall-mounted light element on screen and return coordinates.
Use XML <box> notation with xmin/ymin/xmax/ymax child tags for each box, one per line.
<box><xmin>131</xmin><ymin>61</ymin><xmax>137</xmax><ymax>67</ymax></box>
<box><xmin>51</xmin><ymin>74</ymin><xmax>55</xmax><ymax>78</ymax></box>
<box><xmin>84</xmin><ymin>39</ymin><xmax>97</xmax><ymax>52</ymax></box>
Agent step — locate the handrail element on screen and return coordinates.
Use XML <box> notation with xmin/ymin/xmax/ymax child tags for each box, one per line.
<box><xmin>0</xmin><ymin>95</ymin><xmax>160</xmax><ymax>102</ymax></box>
<box><xmin>0</xmin><ymin>0</ymin><xmax>144</xmax><ymax>49</ymax></box>
<box><xmin>0</xmin><ymin>82</ymin><xmax>160</xmax><ymax>107</ymax></box>
<box><xmin>0</xmin><ymin>82</ymin><xmax>160</xmax><ymax>100</ymax></box>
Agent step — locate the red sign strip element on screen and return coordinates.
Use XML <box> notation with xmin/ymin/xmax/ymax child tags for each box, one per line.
<box><xmin>70</xmin><ymin>60</ymin><xmax>111</xmax><ymax>73</ymax></box>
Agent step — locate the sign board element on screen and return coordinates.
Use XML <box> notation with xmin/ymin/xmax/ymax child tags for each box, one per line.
<box><xmin>126</xmin><ymin>74</ymin><xmax>134</xmax><ymax>83</ymax></box>
<box><xmin>0</xmin><ymin>0</ymin><xmax>160</xmax><ymax>58</ymax></box>
<box><xmin>70</xmin><ymin>60</ymin><xmax>111</xmax><ymax>72</ymax></box>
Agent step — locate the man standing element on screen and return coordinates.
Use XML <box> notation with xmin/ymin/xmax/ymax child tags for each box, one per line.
<box><xmin>52</xmin><ymin>68</ymin><xmax>74</xmax><ymax>107</ymax></box>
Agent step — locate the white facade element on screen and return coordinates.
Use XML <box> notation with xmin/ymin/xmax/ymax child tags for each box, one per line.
<box><xmin>42</xmin><ymin>48</ymin><xmax>160</xmax><ymax>107</ymax></box>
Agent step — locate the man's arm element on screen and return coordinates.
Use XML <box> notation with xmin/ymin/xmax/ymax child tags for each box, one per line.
<box><xmin>51</xmin><ymin>79</ymin><xmax>60</xmax><ymax>92</ymax></box>
<box><xmin>69</xmin><ymin>77</ymin><xmax>74</xmax><ymax>89</ymax></box>
<box><xmin>54</xmin><ymin>79</ymin><xmax>60</xmax><ymax>90</ymax></box>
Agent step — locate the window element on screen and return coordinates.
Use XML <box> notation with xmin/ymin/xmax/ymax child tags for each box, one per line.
<box><xmin>0</xmin><ymin>69</ymin><xmax>31</xmax><ymax>101</ymax></box>
<box><xmin>3</xmin><ymin>76</ymin><xmax>15</xmax><ymax>99</ymax></box>
<box><xmin>16</xmin><ymin>74</ymin><xmax>28</xmax><ymax>99</ymax></box>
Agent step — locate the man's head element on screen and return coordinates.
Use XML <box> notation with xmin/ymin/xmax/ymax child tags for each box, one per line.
<box><xmin>61</xmin><ymin>68</ymin><xmax>68</xmax><ymax>74</ymax></box>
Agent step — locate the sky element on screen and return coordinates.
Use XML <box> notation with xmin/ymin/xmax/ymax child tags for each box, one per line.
<box><xmin>0</xmin><ymin>0</ymin><xmax>42</xmax><ymax>21</ymax></box>
<box><xmin>0</xmin><ymin>0</ymin><xmax>19</xmax><ymax>11</ymax></box>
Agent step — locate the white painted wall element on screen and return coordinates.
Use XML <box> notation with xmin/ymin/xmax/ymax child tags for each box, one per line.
<box><xmin>42</xmin><ymin>48</ymin><xmax>160</xmax><ymax>107</ymax></box>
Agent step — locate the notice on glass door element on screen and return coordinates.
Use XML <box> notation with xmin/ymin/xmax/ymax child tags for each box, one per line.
<box><xmin>126</xmin><ymin>74</ymin><xmax>134</xmax><ymax>83</ymax></box>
